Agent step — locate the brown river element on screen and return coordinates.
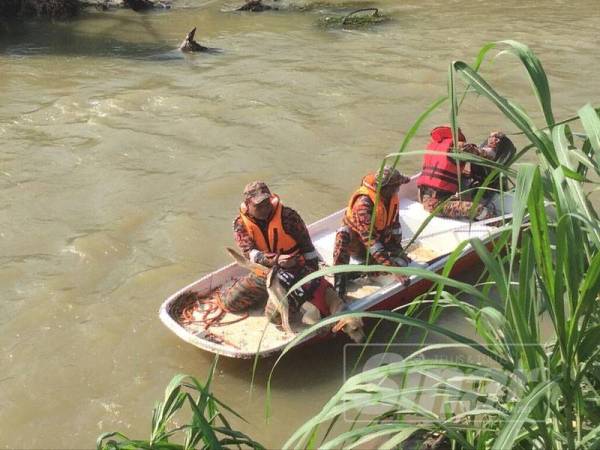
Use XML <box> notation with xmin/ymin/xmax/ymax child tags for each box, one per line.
<box><xmin>1</xmin><ymin>0</ymin><xmax>599</xmax><ymax>447</ymax></box>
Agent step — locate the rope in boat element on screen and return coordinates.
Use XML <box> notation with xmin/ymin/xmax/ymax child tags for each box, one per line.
<box><xmin>179</xmin><ymin>291</ymin><xmax>249</xmax><ymax>329</ymax></box>
<box><xmin>176</xmin><ymin>291</ymin><xmax>249</xmax><ymax>350</ymax></box>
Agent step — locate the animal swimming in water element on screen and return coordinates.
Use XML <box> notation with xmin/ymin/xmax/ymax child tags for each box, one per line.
<box><xmin>226</xmin><ymin>248</ymin><xmax>293</xmax><ymax>334</ymax></box>
<box><xmin>179</xmin><ymin>27</ymin><xmax>208</xmax><ymax>53</ymax></box>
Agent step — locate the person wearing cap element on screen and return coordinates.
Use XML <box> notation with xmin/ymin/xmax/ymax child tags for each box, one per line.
<box><xmin>332</xmin><ymin>166</ymin><xmax>412</xmax><ymax>299</ymax></box>
<box><xmin>417</xmin><ymin>126</ymin><xmax>514</xmax><ymax>220</ymax></box>
<box><xmin>223</xmin><ymin>181</ymin><xmax>321</xmax><ymax>313</ymax></box>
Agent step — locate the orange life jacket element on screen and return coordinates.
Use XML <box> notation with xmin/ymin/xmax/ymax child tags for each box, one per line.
<box><xmin>416</xmin><ymin>126</ymin><xmax>467</xmax><ymax>194</ymax></box>
<box><xmin>344</xmin><ymin>173</ymin><xmax>399</xmax><ymax>234</ymax></box>
<box><xmin>239</xmin><ymin>195</ymin><xmax>299</xmax><ymax>254</ymax></box>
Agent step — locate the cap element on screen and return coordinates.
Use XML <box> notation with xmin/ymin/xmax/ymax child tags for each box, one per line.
<box><xmin>377</xmin><ymin>166</ymin><xmax>411</xmax><ymax>187</ymax></box>
<box><xmin>243</xmin><ymin>181</ymin><xmax>271</xmax><ymax>205</ymax></box>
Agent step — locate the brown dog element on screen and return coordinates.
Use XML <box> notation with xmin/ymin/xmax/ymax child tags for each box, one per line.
<box><xmin>226</xmin><ymin>248</ymin><xmax>293</xmax><ymax>334</ymax></box>
<box><xmin>227</xmin><ymin>248</ymin><xmax>366</xmax><ymax>342</ymax></box>
<box><xmin>300</xmin><ymin>285</ymin><xmax>366</xmax><ymax>343</ymax></box>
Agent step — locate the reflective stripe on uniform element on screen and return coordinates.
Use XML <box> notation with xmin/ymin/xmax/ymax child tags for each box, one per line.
<box><xmin>303</xmin><ymin>250</ymin><xmax>319</xmax><ymax>260</ymax></box>
<box><xmin>249</xmin><ymin>249</ymin><xmax>262</xmax><ymax>263</ymax></box>
<box><xmin>369</xmin><ymin>242</ymin><xmax>384</xmax><ymax>254</ymax></box>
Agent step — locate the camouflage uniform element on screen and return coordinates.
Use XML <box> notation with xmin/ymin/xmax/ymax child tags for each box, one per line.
<box><xmin>332</xmin><ymin>167</ymin><xmax>411</xmax><ymax>297</ymax></box>
<box><xmin>332</xmin><ymin>194</ymin><xmax>409</xmax><ymax>268</ymax></box>
<box><xmin>222</xmin><ymin>182</ymin><xmax>320</xmax><ymax>313</ymax></box>
<box><xmin>418</xmin><ymin>186</ymin><xmax>496</xmax><ymax>220</ymax></box>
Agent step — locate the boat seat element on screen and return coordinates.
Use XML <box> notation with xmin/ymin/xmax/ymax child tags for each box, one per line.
<box><xmin>399</xmin><ymin>197</ymin><xmax>495</xmax><ymax>255</ymax></box>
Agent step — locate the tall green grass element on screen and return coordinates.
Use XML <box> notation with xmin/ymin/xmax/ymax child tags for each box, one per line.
<box><xmin>97</xmin><ymin>359</ymin><xmax>265</xmax><ymax>450</ymax></box>
<box><xmin>278</xmin><ymin>40</ymin><xmax>600</xmax><ymax>449</ymax></box>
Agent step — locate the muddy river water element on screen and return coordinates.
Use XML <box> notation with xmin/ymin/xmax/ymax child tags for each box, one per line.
<box><xmin>1</xmin><ymin>0</ymin><xmax>599</xmax><ymax>447</ymax></box>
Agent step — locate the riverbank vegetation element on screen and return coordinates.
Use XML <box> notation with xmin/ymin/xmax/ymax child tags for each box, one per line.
<box><xmin>0</xmin><ymin>0</ymin><xmax>80</xmax><ymax>18</ymax></box>
<box><xmin>97</xmin><ymin>40</ymin><xmax>600</xmax><ymax>449</ymax></box>
<box><xmin>97</xmin><ymin>361</ymin><xmax>265</xmax><ymax>450</ymax></box>
<box><xmin>0</xmin><ymin>0</ymin><xmax>165</xmax><ymax>18</ymax></box>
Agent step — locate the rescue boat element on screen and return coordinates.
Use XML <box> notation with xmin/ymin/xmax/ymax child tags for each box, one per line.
<box><xmin>159</xmin><ymin>176</ymin><xmax>514</xmax><ymax>358</ymax></box>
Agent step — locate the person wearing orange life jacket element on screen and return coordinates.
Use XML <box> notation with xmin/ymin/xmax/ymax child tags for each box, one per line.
<box><xmin>332</xmin><ymin>166</ymin><xmax>412</xmax><ymax>299</ymax></box>
<box><xmin>417</xmin><ymin>126</ymin><xmax>513</xmax><ymax>220</ymax></box>
<box><xmin>222</xmin><ymin>181</ymin><xmax>321</xmax><ymax>314</ymax></box>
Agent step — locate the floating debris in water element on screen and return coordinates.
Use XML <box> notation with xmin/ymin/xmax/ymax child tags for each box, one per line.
<box><xmin>318</xmin><ymin>8</ymin><xmax>390</xmax><ymax>28</ymax></box>
<box><xmin>179</xmin><ymin>27</ymin><xmax>208</xmax><ymax>53</ymax></box>
<box><xmin>235</xmin><ymin>0</ymin><xmax>275</xmax><ymax>12</ymax></box>
<box><xmin>293</xmin><ymin>0</ymin><xmax>378</xmax><ymax>12</ymax></box>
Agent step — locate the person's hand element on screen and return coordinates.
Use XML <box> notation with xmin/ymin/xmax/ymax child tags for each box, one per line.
<box><xmin>278</xmin><ymin>254</ymin><xmax>298</xmax><ymax>269</ymax></box>
<box><xmin>398</xmin><ymin>173</ymin><xmax>412</xmax><ymax>185</ymax></box>
<box><xmin>461</xmin><ymin>143</ymin><xmax>480</xmax><ymax>153</ymax></box>
<box><xmin>262</xmin><ymin>252</ymin><xmax>278</xmax><ymax>267</ymax></box>
<box><xmin>394</xmin><ymin>273</ymin><xmax>410</xmax><ymax>287</ymax></box>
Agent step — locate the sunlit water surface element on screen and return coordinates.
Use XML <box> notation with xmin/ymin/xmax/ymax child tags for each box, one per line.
<box><xmin>1</xmin><ymin>0</ymin><xmax>599</xmax><ymax>447</ymax></box>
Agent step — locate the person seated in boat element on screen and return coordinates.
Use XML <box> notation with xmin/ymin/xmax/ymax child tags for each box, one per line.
<box><xmin>468</xmin><ymin>131</ymin><xmax>516</xmax><ymax>201</ymax></box>
<box><xmin>332</xmin><ymin>166</ymin><xmax>412</xmax><ymax>299</ymax></box>
<box><xmin>223</xmin><ymin>181</ymin><xmax>321</xmax><ymax>314</ymax></box>
<box><xmin>417</xmin><ymin>126</ymin><xmax>515</xmax><ymax>220</ymax></box>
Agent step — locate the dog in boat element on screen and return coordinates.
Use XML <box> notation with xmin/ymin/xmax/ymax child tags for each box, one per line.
<box><xmin>227</xmin><ymin>248</ymin><xmax>293</xmax><ymax>333</ymax></box>
<box><xmin>300</xmin><ymin>284</ymin><xmax>366</xmax><ymax>343</ymax></box>
<box><xmin>179</xmin><ymin>27</ymin><xmax>208</xmax><ymax>53</ymax></box>
<box><xmin>227</xmin><ymin>248</ymin><xmax>365</xmax><ymax>343</ymax></box>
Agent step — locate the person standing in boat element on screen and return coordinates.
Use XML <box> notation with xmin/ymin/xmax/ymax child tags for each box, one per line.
<box><xmin>222</xmin><ymin>181</ymin><xmax>321</xmax><ymax>314</ymax></box>
<box><xmin>332</xmin><ymin>166</ymin><xmax>412</xmax><ymax>299</ymax></box>
<box><xmin>417</xmin><ymin>126</ymin><xmax>515</xmax><ymax>220</ymax></box>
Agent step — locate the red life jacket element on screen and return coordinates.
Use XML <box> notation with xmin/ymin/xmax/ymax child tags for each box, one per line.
<box><xmin>308</xmin><ymin>278</ymin><xmax>331</xmax><ymax>317</ymax></box>
<box><xmin>417</xmin><ymin>126</ymin><xmax>467</xmax><ymax>194</ymax></box>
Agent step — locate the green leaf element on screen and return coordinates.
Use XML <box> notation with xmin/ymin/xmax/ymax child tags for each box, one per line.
<box><xmin>579</xmin><ymin>103</ymin><xmax>600</xmax><ymax>170</ymax></box>
<box><xmin>470</xmin><ymin>238</ymin><xmax>508</xmax><ymax>302</ymax></box>
<box><xmin>492</xmin><ymin>379</ymin><xmax>557</xmax><ymax>450</ymax></box>
<box><xmin>560</xmin><ymin>165</ymin><xmax>589</xmax><ymax>182</ymax></box>
<box><xmin>185</xmin><ymin>393</ymin><xmax>223</xmax><ymax>450</ymax></box>
<box><xmin>498</xmin><ymin>40</ymin><xmax>555</xmax><ymax>127</ymax></box>
<box><xmin>452</xmin><ymin>61</ymin><xmax>557</xmax><ymax>167</ymax></box>
<box><xmin>510</xmin><ymin>165</ymin><xmax>536</xmax><ymax>268</ymax></box>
